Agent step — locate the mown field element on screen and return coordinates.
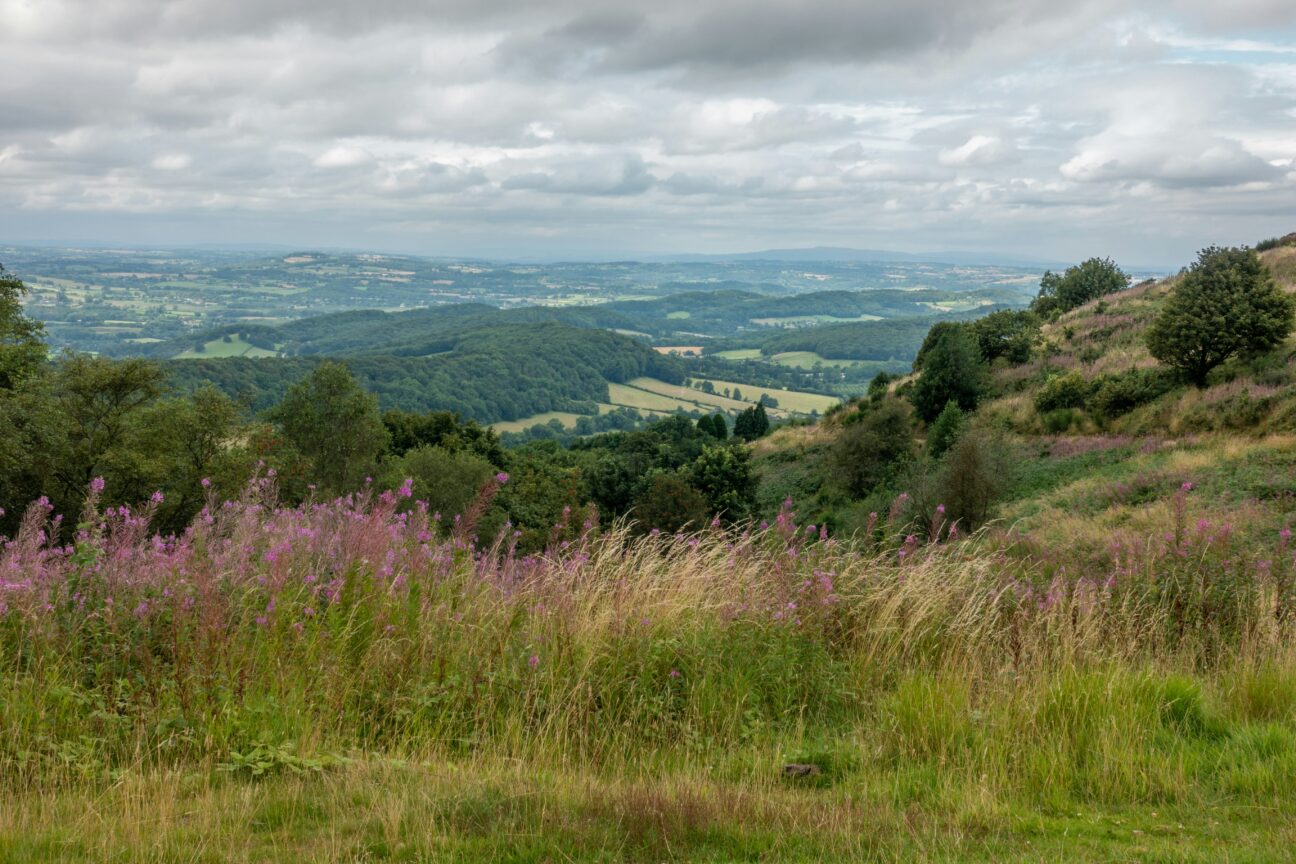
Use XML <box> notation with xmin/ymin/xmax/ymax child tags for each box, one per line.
<box><xmin>606</xmin><ymin>376</ymin><xmax>836</xmax><ymax>419</ymax></box>
<box><xmin>177</xmin><ymin>335</ymin><xmax>280</xmax><ymax>359</ymax></box>
<box><xmin>498</xmin><ymin>375</ymin><xmax>841</xmax><ymax>437</ymax></box>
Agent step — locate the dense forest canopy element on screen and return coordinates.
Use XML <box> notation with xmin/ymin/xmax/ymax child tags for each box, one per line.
<box><xmin>167</xmin><ymin>322</ymin><xmax>685</xmax><ymax>419</ymax></box>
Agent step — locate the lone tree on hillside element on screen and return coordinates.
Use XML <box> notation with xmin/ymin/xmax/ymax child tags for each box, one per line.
<box><xmin>908</xmin><ymin>326</ymin><xmax>987</xmax><ymax>422</ymax></box>
<box><xmin>1145</xmin><ymin>246</ymin><xmax>1294</xmax><ymax>387</ymax></box>
<box><xmin>1031</xmin><ymin>257</ymin><xmax>1128</xmax><ymax>319</ymax></box>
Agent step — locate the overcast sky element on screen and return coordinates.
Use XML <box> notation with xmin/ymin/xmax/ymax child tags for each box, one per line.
<box><xmin>1</xmin><ymin>0</ymin><xmax>1294</xmax><ymax>265</ymax></box>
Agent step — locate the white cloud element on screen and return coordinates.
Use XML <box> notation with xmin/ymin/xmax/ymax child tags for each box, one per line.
<box><xmin>938</xmin><ymin>135</ymin><xmax>1013</xmax><ymax>167</ymax></box>
<box><xmin>313</xmin><ymin>146</ymin><xmax>375</xmax><ymax>169</ymax></box>
<box><xmin>152</xmin><ymin>153</ymin><xmax>192</xmax><ymax>171</ymax></box>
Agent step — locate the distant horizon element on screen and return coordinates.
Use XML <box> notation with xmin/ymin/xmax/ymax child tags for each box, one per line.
<box><xmin>2</xmin><ymin>236</ymin><xmax>1188</xmax><ymax>273</ymax></box>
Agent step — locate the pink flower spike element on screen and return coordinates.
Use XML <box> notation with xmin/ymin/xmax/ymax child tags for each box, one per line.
<box><xmin>90</xmin><ymin>476</ymin><xmax>105</xmax><ymax>494</ymax></box>
<box><xmin>496</xmin><ymin>472</ymin><xmax>509</xmax><ymax>485</ymax></box>
<box><xmin>528</xmin><ymin>654</ymin><xmax>540</xmax><ymax>668</ymax></box>
<box><xmin>150</xmin><ymin>491</ymin><xmax>164</xmax><ymax>504</ymax></box>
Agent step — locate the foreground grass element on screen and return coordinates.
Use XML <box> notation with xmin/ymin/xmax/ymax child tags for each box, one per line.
<box><xmin>5</xmin><ymin>748</ymin><xmax>1294</xmax><ymax>863</ymax></box>
<box><xmin>6</xmin><ymin>481</ymin><xmax>1296</xmax><ymax>860</ymax></box>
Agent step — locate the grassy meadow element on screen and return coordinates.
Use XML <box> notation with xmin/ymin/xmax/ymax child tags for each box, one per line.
<box><xmin>5</xmin><ymin>473</ymin><xmax>1296</xmax><ymax>861</ymax></box>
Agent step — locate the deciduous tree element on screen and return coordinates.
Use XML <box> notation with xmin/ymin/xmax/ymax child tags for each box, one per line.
<box><xmin>1146</xmin><ymin>246</ymin><xmax>1294</xmax><ymax>386</ymax></box>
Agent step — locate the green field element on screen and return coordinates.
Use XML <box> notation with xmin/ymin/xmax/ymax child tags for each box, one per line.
<box><xmin>713</xmin><ymin>348</ymin><xmax>763</xmax><ymax>360</ymax></box>
<box><xmin>490</xmin><ymin>410</ymin><xmax>588</xmax><ymax>434</ymax></box>
<box><xmin>176</xmin><ymin>336</ymin><xmax>279</xmax><ymax>359</ymax></box>
<box><xmin>493</xmin><ymin>403</ymin><xmax>674</xmax><ymax>435</ymax></box>
<box><xmin>607</xmin><ymin>381</ymin><xmax>698</xmax><ymax>413</ymax></box>
<box><xmin>605</xmin><ymin>377</ymin><xmax>837</xmax><ymax>418</ymax></box>
<box><xmin>692</xmin><ymin>377</ymin><xmax>839</xmax><ymax>414</ymax></box>
<box><xmin>771</xmin><ymin>351</ymin><xmax>863</xmax><ymax>369</ymax></box>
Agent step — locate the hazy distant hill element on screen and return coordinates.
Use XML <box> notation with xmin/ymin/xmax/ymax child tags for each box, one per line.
<box><xmin>660</xmin><ymin>245</ymin><xmax>1066</xmax><ymax>268</ymax></box>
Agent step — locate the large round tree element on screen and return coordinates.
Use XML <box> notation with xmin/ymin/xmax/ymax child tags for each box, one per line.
<box><xmin>1146</xmin><ymin>246</ymin><xmax>1294</xmax><ymax>386</ymax></box>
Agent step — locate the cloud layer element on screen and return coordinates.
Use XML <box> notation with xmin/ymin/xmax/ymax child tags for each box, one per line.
<box><xmin>1</xmin><ymin>0</ymin><xmax>1294</xmax><ymax>264</ymax></box>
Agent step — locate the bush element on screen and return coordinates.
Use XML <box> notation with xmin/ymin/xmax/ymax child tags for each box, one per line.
<box><xmin>1256</xmin><ymin>235</ymin><xmax>1295</xmax><ymax>252</ymax></box>
<box><xmin>1040</xmin><ymin>408</ymin><xmax>1079</xmax><ymax>434</ymax></box>
<box><xmin>937</xmin><ymin>428</ymin><xmax>1010</xmax><ymax>530</ymax></box>
<box><xmin>967</xmin><ymin>310</ymin><xmax>1038</xmax><ymax>365</ymax></box>
<box><xmin>1088</xmin><ymin>368</ymin><xmax>1176</xmax><ymax>419</ymax></box>
<box><xmin>1034</xmin><ymin>371</ymin><xmax>1091</xmax><ymax>413</ymax></box>
<box><xmin>926</xmin><ymin>401</ymin><xmax>966</xmax><ymax>458</ymax></box>
<box><xmin>905</xmin><ymin>427</ymin><xmax>1011</xmax><ymax>533</ymax></box>
<box><xmin>377</xmin><ymin>445</ymin><xmax>494</xmax><ymax>521</ymax></box>
<box><xmin>831</xmin><ymin>399</ymin><xmax>915</xmax><ymax>498</ymax></box>
<box><xmin>632</xmin><ymin>473</ymin><xmax>710</xmax><ymax>533</ymax></box>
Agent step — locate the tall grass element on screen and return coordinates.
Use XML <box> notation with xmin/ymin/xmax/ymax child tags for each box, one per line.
<box><xmin>3</xmin><ymin>474</ymin><xmax>1296</xmax><ymax>821</ymax></box>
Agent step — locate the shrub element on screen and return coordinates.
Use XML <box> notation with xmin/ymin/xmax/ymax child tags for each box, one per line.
<box><xmin>377</xmin><ymin>445</ymin><xmax>493</xmax><ymax>521</ymax></box>
<box><xmin>1040</xmin><ymin>408</ymin><xmax>1079</xmax><ymax>434</ymax></box>
<box><xmin>1088</xmin><ymin>368</ymin><xmax>1176</xmax><ymax>419</ymax></box>
<box><xmin>867</xmin><ymin>371</ymin><xmax>893</xmax><ymax>402</ymax></box>
<box><xmin>632</xmin><ymin>472</ymin><xmax>710</xmax><ymax>533</ymax></box>
<box><xmin>936</xmin><ymin>428</ymin><xmax>1010</xmax><ymax>530</ymax></box>
<box><xmin>926</xmin><ymin>401</ymin><xmax>966</xmax><ymax>458</ymax></box>
<box><xmin>1256</xmin><ymin>234</ymin><xmax>1295</xmax><ymax>252</ymax></box>
<box><xmin>1034</xmin><ymin>371</ymin><xmax>1091</xmax><ymax>413</ymax></box>
<box><xmin>831</xmin><ymin>399</ymin><xmax>915</xmax><ymax>498</ymax></box>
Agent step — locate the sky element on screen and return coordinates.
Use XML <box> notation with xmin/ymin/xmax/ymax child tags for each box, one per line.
<box><xmin>1</xmin><ymin>0</ymin><xmax>1294</xmax><ymax>266</ymax></box>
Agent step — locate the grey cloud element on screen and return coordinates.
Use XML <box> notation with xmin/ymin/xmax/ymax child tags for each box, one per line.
<box><xmin>0</xmin><ymin>0</ymin><xmax>1293</xmax><ymax>263</ymax></box>
<box><xmin>500</xmin><ymin>156</ymin><xmax>655</xmax><ymax>196</ymax></box>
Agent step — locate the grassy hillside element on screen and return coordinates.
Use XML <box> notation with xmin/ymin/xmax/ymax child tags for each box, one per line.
<box><xmin>980</xmin><ymin>242</ymin><xmax>1296</xmax><ymax>436</ymax></box>
<box><xmin>757</xmin><ymin>242</ymin><xmax>1296</xmax><ymax>543</ymax></box>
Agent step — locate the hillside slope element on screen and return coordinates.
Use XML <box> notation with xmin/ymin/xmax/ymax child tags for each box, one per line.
<box><xmin>983</xmin><ymin>241</ymin><xmax>1296</xmax><ymax>437</ymax></box>
<box><xmin>753</xmin><ymin>240</ymin><xmax>1296</xmax><ymax>558</ymax></box>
